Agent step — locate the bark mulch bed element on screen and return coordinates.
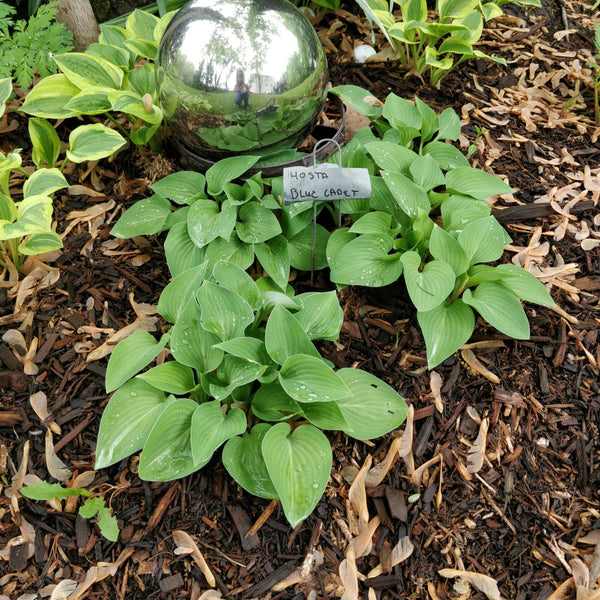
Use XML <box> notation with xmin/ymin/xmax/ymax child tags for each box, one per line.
<box><xmin>1</xmin><ymin>1</ymin><xmax>600</xmax><ymax>599</ymax></box>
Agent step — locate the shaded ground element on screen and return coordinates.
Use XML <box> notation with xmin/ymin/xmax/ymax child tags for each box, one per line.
<box><xmin>1</xmin><ymin>1</ymin><xmax>599</xmax><ymax>599</ymax></box>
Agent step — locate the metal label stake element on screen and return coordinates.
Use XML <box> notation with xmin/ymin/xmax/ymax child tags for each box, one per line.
<box><xmin>282</xmin><ymin>138</ymin><xmax>371</xmax><ymax>283</ymax></box>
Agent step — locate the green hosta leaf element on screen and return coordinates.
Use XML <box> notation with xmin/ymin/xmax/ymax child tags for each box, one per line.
<box><xmin>423</xmin><ymin>141</ymin><xmax>470</xmax><ymax>169</ymax></box>
<box><xmin>125</xmin><ymin>60</ymin><xmax>156</xmax><ymax>97</ymax></box>
<box><xmin>329</xmin><ymin>84</ymin><xmax>383</xmax><ymax>118</ymax></box>
<box><xmin>335</xmin><ymin>369</ymin><xmax>408</xmax><ymax>439</ymax></box>
<box><xmin>429</xmin><ymin>225</ymin><xmax>469</xmax><ymax>275</ymax></box>
<box><xmin>211</xmin><ymin>260</ymin><xmax>261</xmax><ymax>310</ymax></box>
<box><xmin>165</xmin><ymin>222</ymin><xmax>206</xmax><ymax>277</ymax></box>
<box><xmin>262</xmin><ymin>423</ymin><xmax>332</xmax><ymax>528</ymax></box>
<box><xmin>65</xmin><ymin>86</ymin><xmax>113</xmax><ymax>115</ymax></box>
<box><xmin>0</xmin><ymin>193</ymin><xmax>16</xmax><ymax>222</ymax></box>
<box><xmin>187</xmin><ymin>199</ymin><xmax>237</xmax><ymax>248</ymax></box>
<box><xmin>170</xmin><ymin>296</ymin><xmax>224</xmax><ymax>373</ymax></box>
<box><xmin>124</xmin><ymin>38</ymin><xmax>158</xmax><ymax>60</ymax></box>
<box><xmin>328</xmin><ymin>230</ymin><xmax>403</xmax><ymax>287</ymax></box>
<box><xmin>294</xmin><ymin>291</ymin><xmax>343</xmax><ymax>341</ymax></box>
<box><xmin>109</xmin><ymin>90</ymin><xmax>163</xmax><ymax>125</ymax></box>
<box><xmin>381</xmin><ymin>171</ymin><xmax>430</xmax><ymax>218</ymax></box>
<box><xmin>463</xmin><ymin>281</ymin><xmax>530</xmax><ymax>339</ymax></box>
<box><xmin>54</xmin><ymin>53</ymin><xmax>124</xmax><ymax>90</ymax></box>
<box><xmin>287</xmin><ymin>222</ymin><xmax>330</xmax><ymax>271</ymax></box>
<box><xmin>251</xmin><ymin>382</ymin><xmax>302</xmax><ymax>422</ymax></box>
<box><xmin>18</xmin><ymin>232</ymin><xmax>63</xmax><ymax>255</ymax></box>
<box><xmin>0</xmin><ymin>196</ymin><xmax>51</xmax><ymax>240</ymax></box>
<box><xmin>401</xmin><ymin>252</ymin><xmax>456</xmax><ymax>311</ymax></box>
<box><xmin>418</xmin><ymin>300</ymin><xmax>475</xmax><ymax>368</ymax></box>
<box><xmin>458</xmin><ymin>216</ymin><xmax>510</xmax><ymax>264</ymax></box>
<box><xmin>151</xmin><ymin>171</ymin><xmax>206</xmax><ymax>204</ymax></box>
<box><xmin>126</xmin><ymin>9</ymin><xmax>160</xmax><ymax>43</ymax></box>
<box><xmin>265</xmin><ymin>304</ymin><xmax>320</xmax><ymax>365</ymax></box>
<box><xmin>20</xmin><ymin>74</ymin><xmax>80</xmax><ymax>119</ymax></box>
<box><xmin>23</xmin><ymin>168</ymin><xmax>67</xmax><ymax>199</ymax></box>
<box><xmin>111</xmin><ymin>195</ymin><xmax>171</xmax><ymax>238</ymax></box>
<box><xmin>205</xmin><ymin>234</ymin><xmax>255</xmax><ymax>273</ymax></box>
<box><xmin>86</xmin><ymin>42</ymin><xmax>131</xmax><ymax>69</ymax></box>
<box><xmin>480</xmin><ymin>2</ymin><xmax>504</xmax><ymax>19</ymax></box>
<box><xmin>206</xmin><ymin>156</ymin><xmax>260</xmax><ymax>197</ymax></box>
<box><xmin>22</xmin><ymin>482</ymin><xmax>90</xmax><ymax>501</ymax></box>
<box><xmin>495</xmin><ymin>264</ymin><xmax>555</xmax><ymax>307</ymax></box>
<box><xmin>196</xmin><ymin>280</ymin><xmax>254</xmax><ymax>341</ymax></box>
<box><xmin>441</xmin><ymin>195</ymin><xmax>491</xmax><ymax>232</ymax></box>
<box><xmin>190</xmin><ymin>400</ymin><xmax>247</xmax><ymax>466</ymax></box>
<box><xmin>215</xmin><ymin>337</ymin><xmax>270</xmax><ymax>365</ymax></box>
<box><xmin>157</xmin><ymin>264</ymin><xmax>207</xmax><ymax>323</ymax></box>
<box><xmin>382</xmin><ymin>93</ymin><xmax>422</xmax><ymax>130</ymax></box>
<box><xmin>446</xmin><ymin>167</ymin><xmax>513</xmax><ymax>200</ymax></box>
<box><xmin>349</xmin><ymin>211</ymin><xmax>394</xmax><ymax>236</ymax></box>
<box><xmin>207</xmin><ymin>355</ymin><xmax>265</xmax><ymax>400</ymax></box>
<box><xmin>95</xmin><ymin>378</ymin><xmax>168</xmax><ymax>468</ymax></box>
<box><xmin>105</xmin><ymin>331</ymin><xmax>169</xmax><ymax>393</ymax></box>
<box><xmin>298</xmin><ymin>401</ymin><xmax>348</xmax><ymax>430</ymax></box>
<box><xmin>436</xmin><ymin>108</ymin><xmax>462</xmax><ymax>141</ymax></box>
<box><xmin>237</xmin><ymin>201</ymin><xmax>281</xmax><ymax>244</ymax></box>
<box><xmin>223</xmin><ymin>424</ymin><xmax>278</xmax><ymax>499</ymax></box>
<box><xmin>364</xmin><ymin>142</ymin><xmax>418</xmax><ymax>175</ymax></box>
<box><xmin>28</xmin><ymin>118</ymin><xmax>61</xmax><ymax>169</ymax></box>
<box><xmin>0</xmin><ymin>78</ymin><xmax>11</xmax><ymax>119</ymax></box>
<box><xmin>139</xmin><ymin>398</ymin><xmax>198</xmax><ymax>481</ymax></box>
<box><xmin>409</xmin><ymin>154</ymin><xmax>446</xmax><ymax>190</ymax></box>
<box><xmin>80</xmin><ymin>498</ymin><xmax>119</xmax><ymax>542</ymax></box>
<box><xmin>279</xmin><ymin>354</ymin><xmax>351</xmax><ymax>403</ymax></box>
<box><xmin>254</xmin><ymin>235</ymin><xmax>290</xmax><ymax>291</ymax></box>
<box><xmin>137</xmin><ymin>362</ymin><xmax>196</xmax><ymax>395</ymax></box>
<box><xmin>66</xmin><ymin>124</ymin><xmax>127</xmax><ymax>163</ymax></box>
<box><xmin>414</xmin><ymin>96</ymin><xmax>439</xmax><ymax>143</ymax></box>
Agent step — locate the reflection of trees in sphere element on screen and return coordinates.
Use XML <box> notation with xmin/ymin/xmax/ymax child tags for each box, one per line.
<box><xmin>156</xmin><ymin>0</ymin><xmax>329</xmax><ymax>160</ymax></box>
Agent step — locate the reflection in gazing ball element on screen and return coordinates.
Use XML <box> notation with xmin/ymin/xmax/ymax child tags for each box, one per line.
<box><xmin>156</xmin><ymin>0</ymin><xmax>329</xmax><ymax>161</ymax></box>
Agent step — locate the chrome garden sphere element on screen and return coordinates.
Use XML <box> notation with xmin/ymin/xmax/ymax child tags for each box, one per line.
<box><xmin>156</xmin><ymin>0</ymin><xmax>329</xmax><ymax>160</ymax></box>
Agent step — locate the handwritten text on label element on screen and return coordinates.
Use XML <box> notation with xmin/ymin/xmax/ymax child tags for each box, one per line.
<box><xmin>283</xmin><ymin>165</ymin><xmax>371</xmax><ymax>205</ymax></box>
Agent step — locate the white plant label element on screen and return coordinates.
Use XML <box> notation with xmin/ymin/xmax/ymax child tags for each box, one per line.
<box><xmin>283</xmin><ymin>164</ymin><xmax>371</xmax><ymax>205</ymax></box>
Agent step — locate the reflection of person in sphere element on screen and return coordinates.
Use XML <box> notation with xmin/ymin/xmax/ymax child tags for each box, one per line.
<box><xmin>234</xmin><ymin>70</ymin><xmax>250</xmax><ymax>108</ymax></box>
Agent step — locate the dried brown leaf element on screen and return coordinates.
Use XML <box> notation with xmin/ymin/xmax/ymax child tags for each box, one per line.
<box><xmin>461</xmin><ymin>349</ymin><xmax>500</xmax><ymax>384</ymax></box>
<box><xmin>49</xmin><ymin>579</ymin><xmax>78</xmax><ymax>600</ymax></box>
<box><xmin>45</xmin><ymin>429</ymin><xmax>72</xmax><ymax>482</ymax></box>
<box><xmin>172</xmin><ymin>530</ymin><xmax>216</xmax><ymax>587</ymax></box>
<box><xmin>467</xmin><ymin>417</ymin><xmax>489</xmax><ymax>474</ymax></box>
<box><xmin>348</xmin><ymin>516</ymin><xmax>380</xmax><ymax>558</ymax></box>
<box><xmin>339</xmin><ymin>546</ymin><xmax>359</xmax><ymax>600</ymax></box>
<box><xmin>13</xmin><ymin>263</ymin><xmax>60</xmax><ymax>311</ymax></box>
<box><xmin>348</xmin><ymin>455</ymin><xmax>371</xmax><ymax>524</ymax></box>
<box><xmin>438</xmin><ymin>568</ymin><xmax>504</xmax><ymax>600</ymax></box>
<box><xmin>68</xmin><ymin>548</ymin><xmax>134</xmax><ymax>600</ymax></box>
<box><xmin>391</xmin><ymin>536</ymin><xmax>414</xmax><ymax>566</ymax></box>
<box><xmin>429</xmin><ymin>371</ymin><xmax>444</xmax><ymax>413</ymax></box>
<box><xmin>364</xmin><ymin>436</ymin><xmax>402</xmax><ymax>488</ymax></box>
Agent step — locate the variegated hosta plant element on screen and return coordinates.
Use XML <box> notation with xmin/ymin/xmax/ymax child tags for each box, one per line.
<box><xmin>96</xmin><ymin>260</ymin><xmax>408</xmax><ymax>528</ymax></box>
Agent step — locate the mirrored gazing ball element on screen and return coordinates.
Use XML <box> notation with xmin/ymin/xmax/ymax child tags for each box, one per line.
<box><xmin>156</xmin><ymin>0</ymin><xmax>329</xmax><ymax>160</ymax></box>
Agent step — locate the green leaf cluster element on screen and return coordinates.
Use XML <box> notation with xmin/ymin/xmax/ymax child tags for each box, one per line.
<box><xmin>355</xmin><ymin>0</ymin><xmax>539</xmax><ymax>86</ymax></box>
<box><xmin>0</xmin><ymin>115</ymin><xmax>126</xmax><ymax>272</ymax></box>
<box><xmin>20</xmin><ymin>9</ymin><xmax>175</xmax><ymax>149</ymax></box>
<box><xmin>0</xmin><ymin>1</ymin><xmax>73</xmax><ymax>90</ymax></box>
<box><xmin>96</xmin><ymin>260</ymin><xmax>408</xmax><ymax>528</ymax></box>
<box><xmin>110</xmin><ymin>156</ymin><xmax>337</xmax><ymax>288</ymax></box>
<box><xmin>21</xmin><ymin>481</ymin><xmax>119</xmax><ymax>542</ymax></box>
<box><xmin>328</xmin><ymin>85</ymin><xmax>555</xmax><ymax>367</ymax></box>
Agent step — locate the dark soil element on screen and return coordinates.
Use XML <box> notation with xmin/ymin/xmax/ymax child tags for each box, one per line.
<box><xmin>1</xmin><ymin>1</ymin><xmax>599</xmax><ymax>599</ymax></box>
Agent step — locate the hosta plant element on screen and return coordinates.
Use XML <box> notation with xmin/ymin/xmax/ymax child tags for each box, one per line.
<box><xmin>20</xmin><ymin>9</ymin><xmax>174</xmax><ymax>149</ymax></box>
<box><xmin>326</xmin><ymin>85</ymin><xmax>555</xmax><ymax>368</ymax></box>
<box><xmin>0</xmin><ymin>113</ymin><xmax>126</xmax><ymax>272</ymax></box>
<box><xmin>109</xmin><ymin>154</ymin><xmax>334</xmax><ymax>289</ymax></box>
<box><xmin>96</xmin><ymin>260</ymin><xmax>408</xmax><ymax>527</ymax></box>
<box><xmin>355</xmin><ymin>0</ymin><xmax>539</xmax><ymax>86</ymax></box>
